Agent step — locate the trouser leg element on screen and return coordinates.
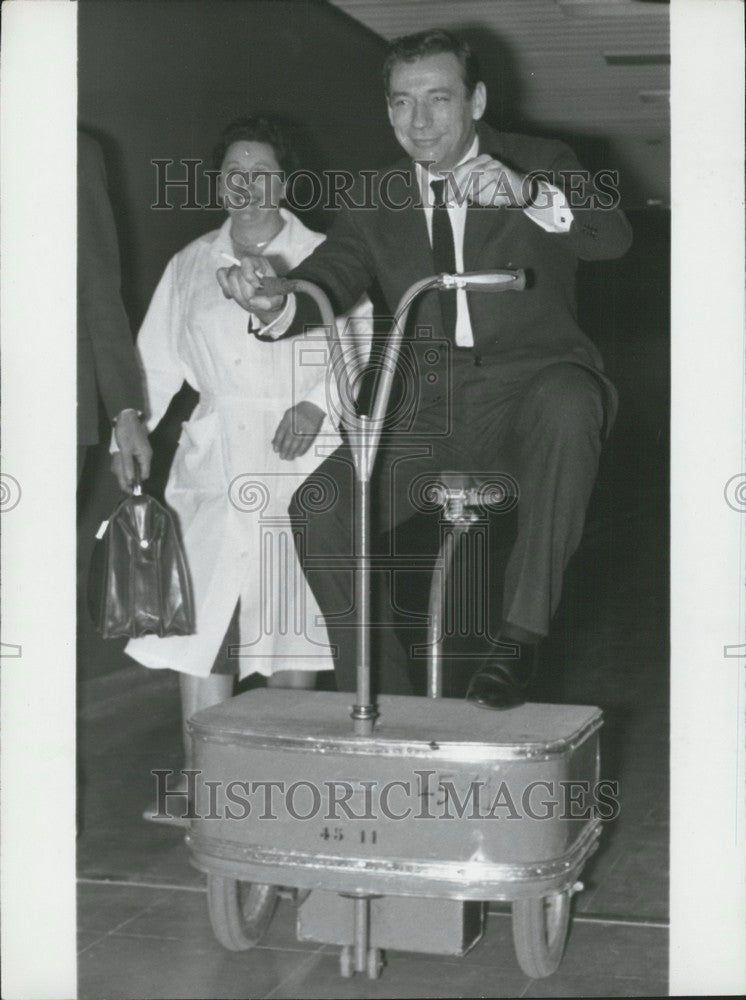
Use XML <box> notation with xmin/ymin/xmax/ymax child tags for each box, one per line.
<box><xmin>290</xmin><ymin>447</ymin><xmax>357</xmax><ymax>692</ymax></box>
<box><xmin>290</xmin><ymin>445</ymin><xmax>417</xmax><ymax>694</ymax></box>
<box><xmin>289</xmin><ymin>430</ymin><xmax>456</xmax><ymax>695</ymax></box>
<box><xmin>493</xmin><ymin>364</ymin><xmax>606</xmax><ymax>639</ymax></box>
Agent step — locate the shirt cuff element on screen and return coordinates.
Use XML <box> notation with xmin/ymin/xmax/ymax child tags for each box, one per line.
<box><xmin>523</xmin><ymin>181</ymin><xmax>573</xmax><ymax>233</ymax></box>
<box><xmin>111</xmin><ymin>407</ymin><xmax>143</xmax><ymax>425</ymax></box>
<box><xmin>110</xmin><ymin>410</ymin><xmax>144</xmax><ymax>453</ymax></box>
<box><xmin>254</xmin><ymin>294</ymin><xmax>296</xmax><ymax>340</ymax></box>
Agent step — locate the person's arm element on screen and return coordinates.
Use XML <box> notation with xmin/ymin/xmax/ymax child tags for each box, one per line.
<box><xmin>78</xmin><ymin>135</ymin><xmax>147</xmax><ymax>421</ymax></box>
<box><xmin>454</xmin><ymin>141</ymin><xmax>632</xmax><ymax>260</ymax></box>
<box><xmin>216</xmin><ymin>203</ymin><xmax>377</xmax><ymax>336</ymax></box>
<box><xmin>110</xmin><ymin>256</ymin><xmax>185</xmax><ymax>490</ymax></box>
<box><xmin>133</xmin><ymin>257</ymin><xmax>187</xmax><ymax>434</ymax></box>
<box><xmin>78</xmin><ymin>134</ymin><xmax>151</xmax><ymax>484</ymax></box>
<box><xmin>536</xmin><ymin>140</ymin><xmax>633</xmax><ymax>260</ymax></box>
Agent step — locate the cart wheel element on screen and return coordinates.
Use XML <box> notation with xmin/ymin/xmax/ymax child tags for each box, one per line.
<box><xmin>511</xmin><ymin>890</ymin><xmax>571</xmax><ymax>979</ymax></box>
<box><xmin>207</xmin><ymin>875</ymin><xmax>278</xmax><ymax>951</ymax></box>
<box><xmin>367</xmin><ymin>947</ymin><xmax>384</xmax><ymax>980</ymax></box>
<box><xmin>339</xmin><ymin>946</ymin><xmax>354</xmax><ymax>978</ymax></box>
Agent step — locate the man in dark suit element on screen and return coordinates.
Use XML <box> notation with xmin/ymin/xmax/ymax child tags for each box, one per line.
<box><xmin>78</xmin><ymin>131</ymin><xmax>151</xmax><ymax>486</ymax></box>
<box><xmin>217</xmin><ymin>29</ymin><xmax>632</xmax><ymax>707</ymax></box>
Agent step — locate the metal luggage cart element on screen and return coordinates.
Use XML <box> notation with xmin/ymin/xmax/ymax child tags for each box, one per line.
<box><xmin>186</xmin><ymin>271</ymin><xmax>603</xmax><ymax>981</ymax></box>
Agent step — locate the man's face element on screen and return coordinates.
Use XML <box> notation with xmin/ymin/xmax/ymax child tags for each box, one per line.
<box><xmin>387</xmin><ymin>52</ymin><xmax>486</xmax><ymax>172</ymax></box>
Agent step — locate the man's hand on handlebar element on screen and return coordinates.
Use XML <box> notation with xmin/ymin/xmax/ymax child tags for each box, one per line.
<box><xmin>216</xmin><ymin>254</ymin><xmax>286</xmax><ymax>322</ymax></box>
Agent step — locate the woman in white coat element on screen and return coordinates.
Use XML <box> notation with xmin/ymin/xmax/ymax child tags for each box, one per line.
<box><xmin>111</xmin><ymin>117</ymin><xmax>370</xmax><ymax>817</ymax></box>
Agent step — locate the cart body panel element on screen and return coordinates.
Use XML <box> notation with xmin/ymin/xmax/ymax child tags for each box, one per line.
<box><xmin>187</xmin><ymin>689</ymin><xmax>602</xmax><ymax>901</ymax></box>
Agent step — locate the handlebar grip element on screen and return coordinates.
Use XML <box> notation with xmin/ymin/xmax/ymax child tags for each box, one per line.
<box><xmin>450</xmin><ymin>269</ymin><xmax>526</xmax><ymax>291</ymax></box>
<box><xmin>511</xmin><ymin>269</ymin><xmax>526</xmax><ymax>291</ymax></box>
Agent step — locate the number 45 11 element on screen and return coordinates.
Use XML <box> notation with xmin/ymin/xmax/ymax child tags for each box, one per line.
<box><xmin>319</xmin><ymin>827</ymin><xmax>377</xmax><ymax>844</ymax></box>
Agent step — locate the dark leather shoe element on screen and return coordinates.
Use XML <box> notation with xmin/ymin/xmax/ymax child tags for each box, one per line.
<box><xmin>466</xmin><ymin>646</ymin><xmax>537</xmax><ymax>710</ymax></box>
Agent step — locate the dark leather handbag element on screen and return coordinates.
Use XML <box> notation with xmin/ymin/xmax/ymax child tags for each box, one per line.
<box><xmin>88</xmin><ymin>482</ymin><xmax>195</xmax><ymax>639</ymax></box>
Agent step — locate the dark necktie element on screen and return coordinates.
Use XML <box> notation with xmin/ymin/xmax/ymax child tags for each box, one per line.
<box><xmin>430</xmin><ymin>178</ymin><xmax>457</xmax><ymax>341</ymax></box>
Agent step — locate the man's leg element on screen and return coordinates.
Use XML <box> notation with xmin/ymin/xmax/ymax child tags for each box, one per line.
<box><xmin>466</xmin><ymin>363</ymin><xmax>607</xmax><ymax>707</ymax></box>
<box><xmin>289</xmin><ymin>444</ymin><xmax>418</xmax><ymax>695</ymax></box>
<box><xmin>290</xmin><ymin>412</ymin><xmax>461</xmax><ymax>695</ymax></box>
<box><xmin>500</xmin><ymin>364</ymin><xmax>606</xmax><ymax>638</ymax></box>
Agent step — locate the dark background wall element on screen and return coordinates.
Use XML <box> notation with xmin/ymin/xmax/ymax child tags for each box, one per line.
<box><xmin>78</xmin><ymin>0</ymin><xmax>669</xmax><ymax>681</ymax></box>
<box><xmin>79</xmin><ymin>0</ymin><xmax>400</xmax><ymax>329</ymax></box>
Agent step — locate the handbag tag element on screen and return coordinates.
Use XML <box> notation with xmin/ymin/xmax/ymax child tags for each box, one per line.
<box><xmin>95</xmin><ymin>520</ymin><xmax>109</xmax><ymax>540</ymax></box>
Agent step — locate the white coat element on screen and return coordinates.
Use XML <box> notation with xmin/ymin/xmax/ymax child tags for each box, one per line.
<box><xmin>124</xmin><ymin>210</ymin><xmax>371</xmax><ymax>678</ymax></box>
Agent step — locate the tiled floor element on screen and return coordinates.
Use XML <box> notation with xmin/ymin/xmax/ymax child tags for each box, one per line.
<box><xmin>77</xmin><ymin>882</ymin><xmax>667</xmax><ymax>999</ymax></box>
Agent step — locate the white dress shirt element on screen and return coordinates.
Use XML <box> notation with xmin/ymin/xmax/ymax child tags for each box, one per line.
<box><xmin>415</xmin><ymin>136</ymin><xmax>573</xmax><ymax>347</ymax></box>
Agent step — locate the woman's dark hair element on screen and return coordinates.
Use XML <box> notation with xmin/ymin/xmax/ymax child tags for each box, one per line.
<box><xmin>382</xmin><ymin>29</ymin><xmax>481</xmax><ymax>97</ymax></box>
<box><xmin>212</xmin><ymin>115</ymin><xmax>301</xmax><ymax>175</ymax></box>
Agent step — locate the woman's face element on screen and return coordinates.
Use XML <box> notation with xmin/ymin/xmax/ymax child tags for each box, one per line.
<box><xmin>219</xmin><ymin>140</ymin><xmax>285</xmax><ymax>217</ymax></box>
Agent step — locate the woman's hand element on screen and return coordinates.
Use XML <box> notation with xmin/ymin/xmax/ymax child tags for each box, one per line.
<box><xmin>272</xmin><ymin>401</ymin><xmax>325</xmax><ymax>460</ymax></box>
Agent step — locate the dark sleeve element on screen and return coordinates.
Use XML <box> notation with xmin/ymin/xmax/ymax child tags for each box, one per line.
<box><xmin>78</xmin><ymin>133</ymin><xmax>145</xmax><ymax>419</ymax></box>
<box><xmin>539</xmin><ymin>140</ymin><xmax>633</xmax><ymax>261</ymax></box>
<box><xmin>282</xmin><ymin>204</ymin><xmax>377</xmax><ymax>333</ymax></box>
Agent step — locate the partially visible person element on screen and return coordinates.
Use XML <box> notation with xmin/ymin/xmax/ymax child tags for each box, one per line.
<box><xmin>77</xmin><ymin>131</ymin><xmax>151</xmax><ymax>485</ymax></box>
<box><xmin>110</xmin><ymin>117</ymin><xmax>371</xmax><ymax>822</ymax></box>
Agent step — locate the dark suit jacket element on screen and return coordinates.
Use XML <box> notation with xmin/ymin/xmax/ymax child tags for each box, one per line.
<box><xmin>77</xmin><ymin>132</ymin><xmax>145</xmax><ymax>446</ymax></box>
<box><xmin>289</xmin><ymin>123</ymin><xmax>631</xmax><ymax>412</ymax></box>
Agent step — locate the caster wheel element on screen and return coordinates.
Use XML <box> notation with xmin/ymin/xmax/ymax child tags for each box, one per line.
<box><xmin>512</xmin><ymin>890</ymin><xmax>571</xmax><ymax>979</ymax></box>
<box><xmin>367</xmin><ymin>947</ymin><xmax>384</xmax><ymax>979</ymax></box>
<box><xmin>339</xmin><ymin>945</ymin><xmax>354</xmax><ymax>978</ymax></box>
<box><xmin>207</xmin><ymin>875</ymin><xmax>278</xmax><ymax>951</ymax></box>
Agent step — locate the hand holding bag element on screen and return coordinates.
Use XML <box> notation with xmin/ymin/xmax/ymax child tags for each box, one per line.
<box><xmin>88</xmin><ymin>477</ymin><xmax>195</xmax><ymax>639</ymax></box>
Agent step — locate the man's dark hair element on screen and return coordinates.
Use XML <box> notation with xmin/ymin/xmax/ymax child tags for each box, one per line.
<box><xmin>382</xmin><ymin>29</ymin><xmax>481</xmax><ymax>97</ymax></box>
<box><xmin>212</xmin><ymin>115</ymin><xmax>301</xmax><ymax>175</ymax></box>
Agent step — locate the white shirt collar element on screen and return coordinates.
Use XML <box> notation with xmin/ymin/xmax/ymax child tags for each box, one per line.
<box><xmin>415</xmin><ymin>134</ymin><xmax>480</xmax><ymax>205</ymax></box>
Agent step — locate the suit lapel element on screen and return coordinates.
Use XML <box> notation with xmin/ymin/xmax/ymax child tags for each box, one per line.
<box><xmin>384</xmin><ymin>163</ymin><xmax>436</xmax><ymax>283</ymax></box>
<box><xmin>377</xmin><ymin>162</ymin><xmax>443</xmax><ymax>334</ymax></box>
<box><xmin>463</xmin><ymin>202</ymin><xmax>504</xmax><ymax>270</ymax></box>
<box><xmin>463</xmin><ymin>123</ymin><xmax>512</xmax><ymax>269</ymax></box>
